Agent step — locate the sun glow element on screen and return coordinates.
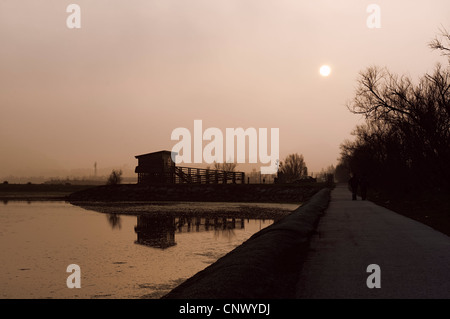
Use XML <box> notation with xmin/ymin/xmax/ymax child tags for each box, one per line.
<box><xmin>320</xmin><ymin>65</ymin><xmax>331</xmax><ymax>77</ymax></box>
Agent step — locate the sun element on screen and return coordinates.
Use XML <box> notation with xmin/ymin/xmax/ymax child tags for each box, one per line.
<box><xmin>319</xmin><ymin>65</ymin><xmax>331</xmax><ymax>77</ymax></box>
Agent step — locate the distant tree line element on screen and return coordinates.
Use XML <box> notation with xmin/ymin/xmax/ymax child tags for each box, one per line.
<box><xmin>315</xmin><ymin>165</ymin><xmax>335</xmax><ymax>183</ymax></box>
<box><xmin>338</xmin><ymin>28</ymin><xmax>450</xmax><ymax>193</ymax></box>
<box><xmin>213</xmin><ymin>162</ymin><xmax>237</xmax><ymax>172</ymax></box>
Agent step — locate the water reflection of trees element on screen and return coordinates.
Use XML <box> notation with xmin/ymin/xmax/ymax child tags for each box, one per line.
<box><xmin>134</xmin><ymin>215</ymin><xmax>250</xmax><ymax>249</ymax></box>
<box><xmin>106</xmin><ymin>214</ymin><xmax>122</xmax><ymax>229</ymax></box>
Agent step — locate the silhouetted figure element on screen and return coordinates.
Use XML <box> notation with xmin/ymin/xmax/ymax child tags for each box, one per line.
<box><xmin>348</xmin><ymin>175</ymin><xmax>359</xmax><ymax>200</ymax></box>
<box><xmin>360</xmin><ymin>175</ymin><xmax>368</xmax><ymax>200</ymax></box>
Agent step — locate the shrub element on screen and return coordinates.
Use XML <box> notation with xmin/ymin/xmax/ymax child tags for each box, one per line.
<box><xmin>107</xmin><ymin>169</ymin><xmax>123</xmax><ymax>186</ymax></box>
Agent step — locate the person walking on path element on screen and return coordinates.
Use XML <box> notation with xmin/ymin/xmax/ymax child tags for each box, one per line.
<box><xmin>360</xmin><ymin>175</ymin><xmax>368</xmax><ymax>200</ymax></box>
<box><xmin>348</xmin><ymin>174</ymin><xmax>359</xmax><ymax>200</ymax></box>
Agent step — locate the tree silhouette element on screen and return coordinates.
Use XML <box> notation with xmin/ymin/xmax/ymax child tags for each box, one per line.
<box><xmin>213</xmin><ymin>161</ymin><xmax>237</xmax><ymax>172</ymax></box>
<box><xmin>107</xmin><ymin>169</ymin><xmax>123</xmax><ymax>186</ymax></box>
<box><xmin>429</xmin><ymin>26</ymin><xmax>450</xmax><ymax>62</ymax></box>
<box><xmin>341</xmin><ymin>29</ymin><xmax>450</xmax><ymax>192</ymax></box>
<box><xmin>278</xmin><ymin>153</ymin><xmax>308</xmax><ymax>183</ymax></box>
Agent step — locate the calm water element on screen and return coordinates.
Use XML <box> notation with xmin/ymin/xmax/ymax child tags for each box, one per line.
<box><xmin>0</xmin><ymin>201</ymin><xmax>297</xmax><ymax>299</ymax></box>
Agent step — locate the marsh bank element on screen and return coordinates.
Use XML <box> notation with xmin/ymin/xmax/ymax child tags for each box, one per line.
<box><xmin>163</xmin><ymin>188</ymin><xmax>332</xmax><ymax>299</ymax></box>
<box><xmin>67</xmin><ymin>183</ymin><xmax>327</xmax><ymax>204</ymax></box>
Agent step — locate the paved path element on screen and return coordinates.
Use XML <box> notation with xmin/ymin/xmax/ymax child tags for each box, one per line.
<box><xmin>296</xmin><ymin>184</ymin><xmax>450</xmax><ymax>299</ymax></box>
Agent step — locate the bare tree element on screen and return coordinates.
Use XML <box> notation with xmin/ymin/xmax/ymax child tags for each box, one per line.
<box><xmin>343</xmin><ymin>56</ymin><xmax>450</xmax><ymax>189</ymax></box>
<box><xmin>429</xmin><ymin>26</ymin><xmax>450</xmax><ymax>62</ymax></box>
<box><xmin>107</xmin><ymin>169</ymin><xmax>123</xmax><ymax>185</ymax></box>
<box><xmin>213</xmin><ymin>161</ymin><xmax>237</xmax><ymax>172</ymax></box>
<box><xmin>278</xmin><ymin>153</ymin><xmax>308</xmax><ymax>183</ymax></box>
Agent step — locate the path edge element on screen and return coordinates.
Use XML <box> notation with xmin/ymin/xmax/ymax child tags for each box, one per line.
<box><xmin>161</xmin><ymin>187</ymin><xmax>332</xmax><ymax>299</ymax></box>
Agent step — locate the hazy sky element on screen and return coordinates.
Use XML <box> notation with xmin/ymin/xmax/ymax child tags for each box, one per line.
<box><xmin>1</xmin><ymin>0</ymin><xmax>449</xmax><ymax>178</ymax></box>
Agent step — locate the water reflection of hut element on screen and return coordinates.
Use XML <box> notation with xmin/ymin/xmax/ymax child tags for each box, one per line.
<box><xmin>133</xmin><ymin>214</ymin><xmax>247</xmax><ymax>249</ymax></box>
<box><xmin>134</xmin><ymin>215</ymin><xmax>176</xmax><ymax>249</ymax></box>
<box><xmin>174</xmin><ymin>217</ymin><xmax>245</xmax><ymax>233</ymax></box>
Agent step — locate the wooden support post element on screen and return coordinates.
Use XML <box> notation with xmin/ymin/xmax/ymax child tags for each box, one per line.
<box><xmin>196</xmin><ymin>168</ymin><xmax>201</xmax><ymax>184</ymax></box>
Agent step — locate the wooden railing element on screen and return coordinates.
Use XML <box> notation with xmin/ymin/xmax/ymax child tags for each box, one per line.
<box><xmin>173</xmin><ymin>166</ymin><xmax>245</xmax><ymax>184</ymax></box>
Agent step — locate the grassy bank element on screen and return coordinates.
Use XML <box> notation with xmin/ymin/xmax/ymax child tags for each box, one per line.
<box><xmin>0</xmin><ymin>183</ymin><xmax>96</xmax><ymax>201</ymax></box>
<box><xmin>67</xmin><ymin>182</ymin><xmax>329</xmax><ymax>204</ymax></box>
<box><xmin>366</xmin><ymin>187</ymin><xmax>450</xmax><ymax>237</ymax></box>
